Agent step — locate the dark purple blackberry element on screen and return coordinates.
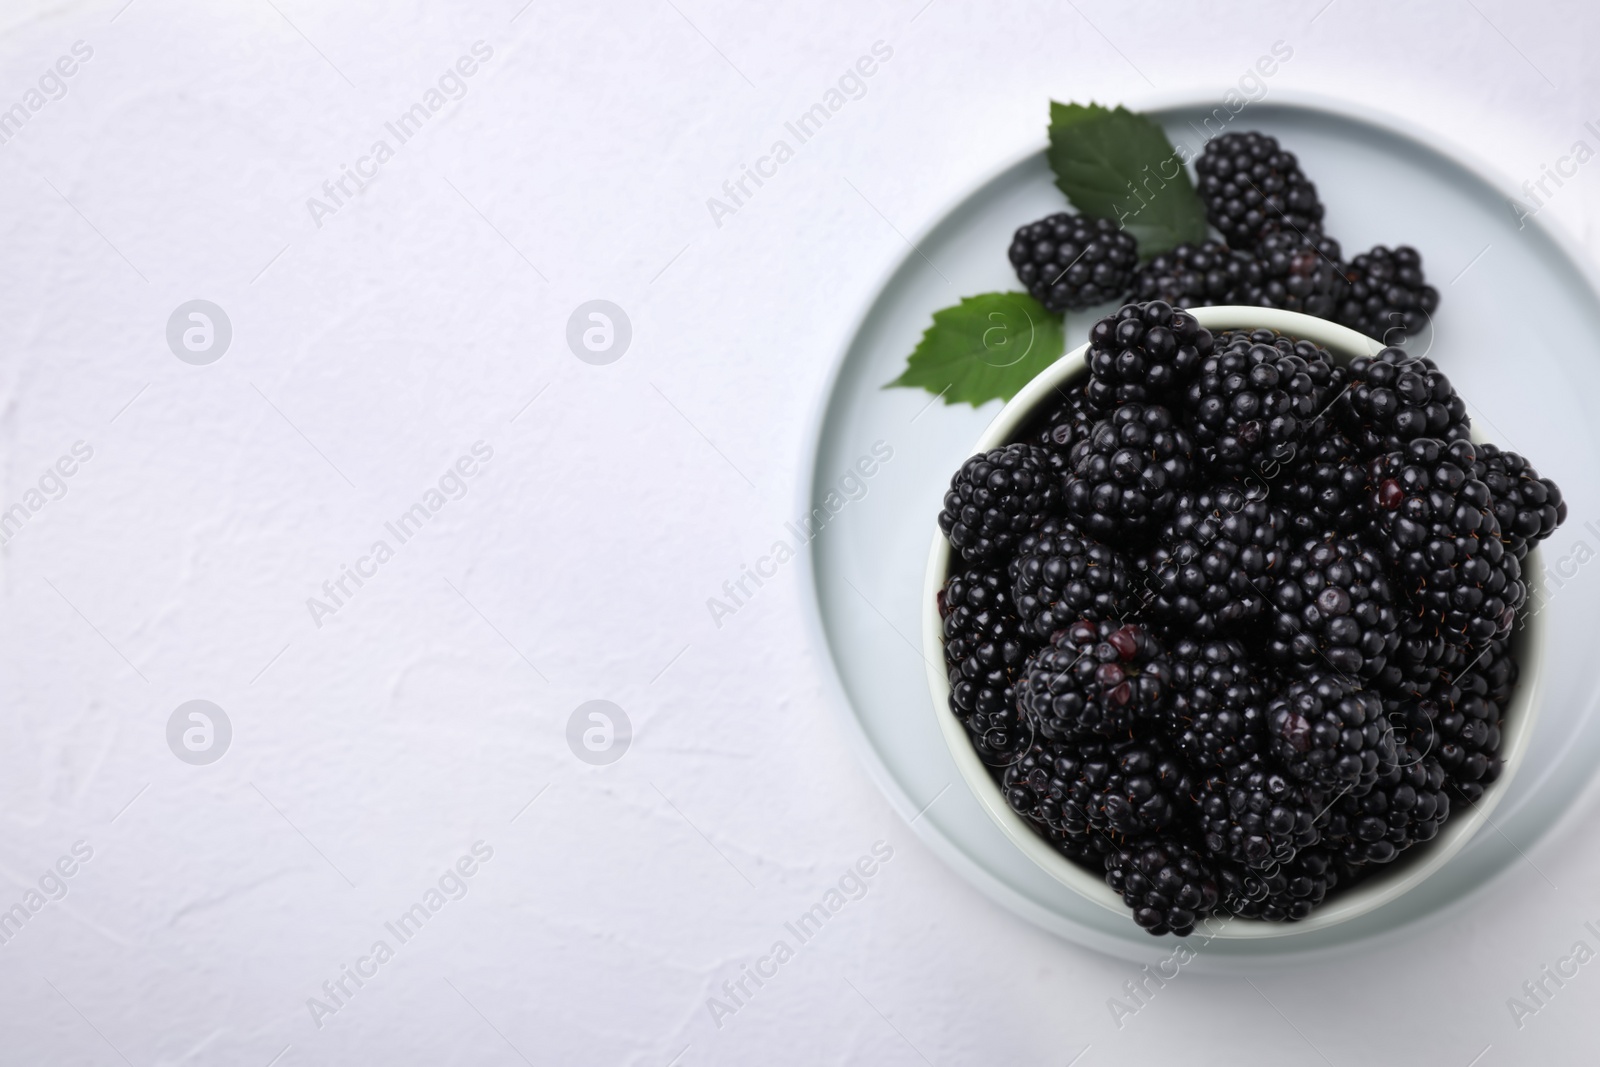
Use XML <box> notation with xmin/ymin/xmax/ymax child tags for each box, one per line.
<box><xmin>1195</xmin><ymin>131</ymin><xmax>1326</xmax><ymax>250</ymax></box>
<box><xmin>1064</xmin><ymin>403</ymin><xmax>1196</xmax><ymax>538</ymax></box>
<box><xmin>1237</xmin><ymin>230</ymin><xmax>1345</xmax><ymax>319</ymax></box>
<box><xmin>1279</xmin><ymin>427</ymin><xmax>1366</xmax><ymax>539</ymax></box>
<box><xmin>1263</xmin><ymin>534</ymin><xmax>1399</xmax><ymax>680</ymax></box>
<box><xmin>1139</xmin><ymin>485</ymin><xmax>1293</xmax><ymax>635</ymax></box>
<box><xmin>1321</xmin><ymin>743</ymin><xmax>1450</xmax><ymax>865</ymax></box>
<box><xmin>1334</xmin><ymin>245</ymin><xmax>1439</xmax><ymax>343</ymax></box>
<box><xmin>1131</xmin><ymin>240</ymin><xmax>1261</xmax><ymax>308</ymax></box>
<box><xmin>1338</xmin><ymin>347</ymin><xmax>1470</xmax><ymax>457</ymax></box>
<box><xmin>1196</xmin><ymin>757</ymin><xmax>1327</xmax><ymax>869</ymax></box>
<box><xmin>1473</xmin><ymin>442</ymin><xmax>1567</xmax><ymax>559</ymax></box>
<box><xmin>1402</xmin><ymin>639</ymin><xmax>1514</xmax><ymax>803</ymax></box>
<box><xmin>1074</xmin><ymin>735</ymin><xmax>1196</xmax><ymax>839</ymax></box>
<box><xmin>1002</xmin><ymin>740</ymin><xmax>1089</xmax><ymax>839</ymax></box>
<box><xmin>1009</xmin><ymin>521</ymin><xmax>1131</xmax><ymax>639</ymax></box>
<box><xmin>1164</xmin><ymin>636</ymin><xmax>1267</xmax><ymax>772</ymax></box>
<box><xmin>1030</xmin><ymin>385</ymin><xmax>1104</xmax><ymax>471</ymax></box>
<box><xmin>939</xmin><ymin>443</ymin><xmax>1060</xmax><ymax>564</ymax></box>
<box><xmin>1183</xmin><ymin>328</ymin><xmax>1339</xmax><ymax>475</ymax></box>
<box><xmin>1083</xmin><ymin>301</ymin><xmax>1213</xmax><ymax>408</ymax></box>
<box><xmin>1219</xmin><ymin>847</ymin><xmax>1338</xmax><ymax>921</ymax></box>
<box><xmin>1265</xmin><ymin>672</ymin><xmax>1395</xmax><ymax>797</ymax></box>
<box><xmin>1368</xmin><ymin>438</ymin><xmax>1524</xmax><ymax>649</ymax></box>
<box><xmin>1103</xmin><ymin>837</ymin><xmax>1220</xmax><ymax>936</ymax></box>
<box><xmin>1018</xmin><ymin>619</ymin><xmax>1171</xmax><ymax>739</ymax></box>
<box><xmin>939</xmin><ymin>567</ymin><xmax>1031</xmax><ymax>765</ymax></box>
<box><xmin>1009</xmin><ymin>213</ymin><xmax>1140</xmax><ymax>313</ymax></box>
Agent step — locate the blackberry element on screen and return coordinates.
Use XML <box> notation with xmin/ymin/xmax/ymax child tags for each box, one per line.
<box><xmin>1338</xmin><ymin>347</ymin><xmax>1470</xmax><ymax>456</ymax></box>
<box><xmin>1195</xmin><ymin>131</ymin><xmax>1326</xmax><ymax>249</ymax></box>
<box><xmin>1074</xmin><ymin>735</ymin><xmax>1196</xmax><ymax>839</ymax></box>
<box><xmin>1335</xmin><ymin>245</ymin><xmax>1440</xmax><ymax>343</ymax></box>
<box><xmin>1321</xmin><ymin>743</ymin><xmax>1449</xmax><ymax>865</ymax></box>
<box><xmin>1237</xmin><ymin>230</ymin><xmax>1345</xmax><ymax>319</ymax></box>
<box><xmin>939</xmin><ymin>567</ymin><xmax>1031</xmax><ymax>764</ymax></box>
<box><xmin>1183</xmin><ymin>328</ymin><xmax>1339</xmax><ymax>475</ymax></box>
<box><xmin>1002</xmin><ymin>740</ymin><xmax>1088</xmax><ymax>838</ymax></box>
<box><xmin>1030</xmin><ymin>385</ymin><xmax>1103</xmax><ymax>470</ymax></box>
<box><xmin>1103</xmin><ymin>837</ymin><xmax>1220</xmax><ymax>936</ymax></box>
<box><xmin>1196</xmin><ymin>757</ymin><xmax>1326</xmax><ymax>869</ymax></box>
<box><xmin>1264</xmin><ymin>533</ymin><xmax>1399</xmax><ymax>679</ymax></box>
<box><xmin>1131</xmin><ymin>240</ymin><xmax>1261</xmax><ymax>308</ymax></box>
<box><xmin>1009</xmin><ymin>521</ymin><xmax>1131</xmax><ymax>639</ymax></box>
<box><xmin>1164</xmin><ymin>636</ymin><xmax>1267</xmax><ymax>772</ymax></box>
<box><xmin>1279</xmin><ymin>428</ymin><xmax>1366</xmax><ymax>539</ymax></box>
<box><xmin>1368</xmin><ymin>438</ymin><xmax>1524</xmax><ymax>648</ymax></box>
<box><xmin>1265</xmin><ymin>672</ymin><xmax>1395</xmax><ymax>797</ymax></box>
<box><xmin>939</xmin><ymin>443</ymin><xmax>1060</xmax><ymax>564</ymax></box>
<box><xmin>1083</xmin><ymin>301</ymin><xmax>1213</xmax><ymax>408</ymax></box>
<box><xmin>1404</xmin><ymin>639</ymin><xmax>1514</xmax><ymax>803</ymax></box>
<box><xmin>1219</xmin><ymin>847</ymin><xmax>1338</xmax><ymax>921</ymax></box>
<box><xmin>1473</xmin><ymin>443</ymin><xmax>1567</xmax><ymax>559</ymax></box>
<box><xmin>1018</xmin><ymin>619</ymin><xmax>1171</xmax><ymax>739</ymax></box>
<box><xmin>1064</xmin><ymin>403</ymin><xmax>1196</xmax><ymax>538</ymax></box>
<box><xmin>1009</xmin><ymin>213</ymin><xmax>1140</xmax><ymax>313</ymax></box>
<box><xmin>1140</xmin><ymin>485</ymin><xmax>1293</xmax><ymax>635</ymax></box>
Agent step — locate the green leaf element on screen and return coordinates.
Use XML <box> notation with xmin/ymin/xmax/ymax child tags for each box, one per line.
<box><xmin>885</xmin><ymin>292</ymin><xmax>1065</xmax><ymax>407</ymax></box>
<box><xmin>1047</xmin><ymin>101</ymin><xmax>1207</xmax><ymax>256</ymax></box>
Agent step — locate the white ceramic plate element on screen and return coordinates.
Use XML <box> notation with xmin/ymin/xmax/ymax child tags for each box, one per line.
<box><xmin>801</xmin><ymin>94</ymin><xmax>1600</xmax><ymax>966</ymax></box>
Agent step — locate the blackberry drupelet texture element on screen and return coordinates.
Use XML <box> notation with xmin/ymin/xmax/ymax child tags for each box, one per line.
<box><xmin>1322</xmin><ymin>744</ymin><xmax>1451</xmax><ymax>865</ymax></box>
<box><xmin>1018</xmin><ymin>619</ymin><xmax>1171</xmax><ymax>739</ymax></box>
<box><xmin>939</xmin><ymin>567</ymin><xmax>1032</xmax><ymax>765</ymax></box>
<box><xmin>1141</xmin><ymin>485</ymin><xmax>1294</xmax><ymax>636</ymax></box>
<box><xmin>1280</xmin><ymin>427</ymin><xmax>1366</xmax><ymax>539</ymax></box>
<box><xmin>939</xmin><ymin>443</ymin><xmax>1060</xmax><ymax>564</ymax></box>
<box><xmin>1338</xmin><ymin>348</ymin><xmax>1470</xmax><ymax>456</ymax></box>
<box><xmin>1083</xmin><ymin>301</ymin><xmax>1213</xmax><ymax>408</ymax></box>
<box><xmin>1064</xmin><ymin>403</ymin><xmax>1196</xmax><ymax>538</ymax></box>
<box><xmin>1237</xmin><ymin>230</ymin><xmax>1345</xmax><ymax>319</ymax></box>
<box><xmin>1009</xmin><ymin>520</ymin><xmax>1131</xmax><ymax>639</ymax></box>
<box><xmin>1264</xmin><ymin>533</ymin><xmax>1400</xmax><ymax>679</ymax></box>
<box><xmin>1184</xmin><ymin>328</ymin><xmax>1339</xmax><ymax>475</ymax></box>
<box><xmin>1009</xmin><ymin>213</ymin><xmax>1140</xmax><ymax>313</ymax></box>
<box><xmin>1266</xmin><ymin>672</ymin><xmax>1396</xmax><ymax>797</ymax></box>
<box><xmin>1196</xmin><ymin>757</ymin><xmax>1327</xmax><ymax>869</ymax></box>
<box><xmin>1030</xmin><ymin>385</ymin><xmax>1104</xmax><ymax>469</ymax></box>
<box><xmin>1473</xmin><ymin>442</ymin><xmax>1567</xmax><ymax>559</ymax></box>
<box><xmin>1335</xmin><ymin>245</ymin><xmax>1440</xmax><ymax>342</ymax></box>
<box><xmin>1195</xmin><ymin>131</ymin><xmax>1326</xmax><ymax>249</ymax></box>
<box><xmin>1104</xmin><ymin>837</ymin><xmax>1220</xmax><ymax>936</ymax></box>
<box><xmin>1164</xmin><ymin>636</ymin><xmax>1267</xmax><ymax>772</ymax></box>
<box><xmin>1131</xmin><ymin>241</ymin><xmax>1262</xmax><ymax>308</ymax></box>
<box><xmin>1220</xmin><ymin>847</ymin><xmax>1339</xmax><ymax>921</ymax></box>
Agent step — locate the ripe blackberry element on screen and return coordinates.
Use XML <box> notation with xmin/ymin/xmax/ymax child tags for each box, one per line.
<box><xmin>1075</xmin><ymin>735</ymin><xmax>1196</xmax><ymax>839</ymax></box>
<box><xmin>1219</xmin><ymin>847</ymin><xmax>1339</xmax><ymax>921</ymax></box>
<box><xmin>1321</xmin><ymin>743</ymin><xmax>1450</xmax><ymax>865</ymax></box>
<box><xmin>1368</xmin><ymin>438</ymin><xmax>1524</xmax><ymax>649</ymax></box>
<box><xmin>1279</xmin><ymin>428</ymin><xmax>1366</xmax><ymax>539</ymax></box>
<box><xmin>1403</xmin><ymin>639</ymin><xmax>1514</xmax><ymax>803</ymax></box>
<box><xmin>1018</xmin><ymin>619</ymin><xmax>1171</xmax><ymax>739</ymax></box>
<box><xmin>1164</xmin><ymin>636</ymin><xmax>1267</xmax><ymax>772</ymax></box>
<box><xmin>1196</xmin><ymin>757</ymin><xmax>1326</xmax><ymax>869</ymax></box>
<box><xmin>1338</xmin><ymin>347</ymin><xmax>1470</xmax><ymax>456</ymax></box>
<box><xmin>1263</xmin><ymin>534</ymin><xmax>1399</xmax><ymax>679</ymax></box>
<box><xmin>1083</xmin><ymin>301</ymin><xmax>1213</xmax><ymax>408</ymax></box>
<box><xmin>1183</xmin><ymin>328</ymin><xmax>1339</xmax><ymax>475</ymax></box>
<box><xmin>1265</xmin><ymin>672</ymin><xmax>1396</xmax><ymax>797</ymax></box>
<box><xmin>1140</xmin><ymin>485</ymin><xmax>1294</xmax><ymax>635</ymax></box>
<box><xmin>1029</xmin><ymin>385</ymin><xmax>1103</xmax><ymax>470</ymax></box>
<box><xmin>1002</xmin><ymin>739</ymin><xmax>1088</xmax><ymax>838</ymax></box>
<box><xmin>1009</xmin><ymin>521</ymin><xmax>1131</xmax><ymax>639</ymax></box>
<box><xmin>1064</xmin><ymin>403</ymin><xmax>1196</xmax><ymax>538</ymax></box>
<box><xmin>939</xmin><ymin>567</ymin><xmax>1031</xmax><ymax>765</ymax></box>
<box><xmin>1473</xmin><ymin>442</ymin><xmax>1567</xmax><ymax>559</ymax></box>
<box><xmin>1009</xmin><ymin>213</ymin><xmax>1140</xmax><ymax>313</ymax></box>
<box><xmin>1131</xmin><ymin>240</ymin><xmax>1261</xmax><ymax>308</ymax></box>
<box><xmin>1103</xmin><ymin>837</ymin><xmax>1220</xmax><ymax>936</ymax></box>
<box><xmin>1335</xmin><ymin>245</ymin><xmax>1440</xmax><ymax>342</ymax></box>
<box><xmin>1195</xmin><ymin>131</ymin><xmax>1326</xmax><ymax>249</ymax></box>
<box><xmin>939</xmin><ymin>443</ymin><xmax>1060</xmax><ymax>564</ymax></box>
<box><xmin>1237</xmin><ymin>230</ymin><xmax>1345</xmax><ymax>319</ymax></box>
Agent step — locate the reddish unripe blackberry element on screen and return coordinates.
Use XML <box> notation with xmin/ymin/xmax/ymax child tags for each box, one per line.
<box><xmin>939</xmin><ymin>443</ymin><xmax>1060</xmax><ymax>564</ymax></box>
<box><xmin>1197</xmin><ymin>757</ymin><xmax>1327</xmax><ymax>869</ymax></box>
<box><xmin>1219</xmin><ymin>846</ymin><xmax>1339</xmax><ymax>921</ymax></box>
<box><xmin>1264</xmin><ymin>533</ymin><xmax>1399</xmax><ymax>680</ymax></box>
<box><xmin>1131</xmin><ymin>240</ymin><xmax>1262</xmax><ymax>308</ymax></box>
<box><xmin>1104</xmin><ymin>837</ymin><xmax>1221</xmax><ymax>936</ymax></box>
<box><xmin>1018</xmin><ymin>619</ymin><xmax>1171</xmax><ymax>739</ymax></box>
<box><xmin>1164</xmin><ymin>636</ymin><xmax>1267</xmax><ymax>772</ymax></box>
<box><xmin>1237</xmin><ymin>230</ymin><xmax>1345</xmax><ymax>319</ymax></box>
<box><xmin>1141</xmin><ymin>485</ymin><xmax>1294</xmax><ymax>635</ymax></box>
<box><xmin>1473</xmin><ymin>442</ymin><xmax>1567</xmax><ymax>559</ymax></box>
<box><xmin>1009</xmin><ymin>520</ymin><xmax>1132</xmax><ymax>639</ymax></box>
<box><xmin>1266</xmin><ymin>672</ymin><xmax>1396</xmax><ymax>797</ymax></box>
<box><xmin>1338</xmin><ymin>347</ymin><xmax>1470</xmax><ymax>456</ymax></box>
<box><xmin>1195</xmin><ymin>131</ymin><xmax>1326</xmax><ymax>250</ymax></box>
<box><xmin>1083</xmin><ymin>301</ymin><xmax>1213</xmax><ymax>408</ymax></box>
<box><xmin>1184</xmin><ymin>328</ymin><xmax>1339</xmax><ymax>475</ymax></box>
<box><xmin>1335</xmin><ymin>245</ymin><xmax>1440</xmax><ymax>342</ymax></box>
<box><xmin>1009</xmin><ymin>213</ymin><xmax>1140</xmax><ymax>313</ymax></box>
<box><xmin>940</xmin><ymin>567</ymin><xmax>1031</xmax><ymax>765</ymax></box>
<box><xmin>1065</xmin><ymin>403</ymin><xmax>1196</xmax><ymax>538</ymax></box>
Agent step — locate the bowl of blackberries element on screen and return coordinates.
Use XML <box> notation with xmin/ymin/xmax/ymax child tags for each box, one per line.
<box><xmin>924</xmin><ymin>303</ymin><xmax>1567</xmax><ymax>939</ymax></box>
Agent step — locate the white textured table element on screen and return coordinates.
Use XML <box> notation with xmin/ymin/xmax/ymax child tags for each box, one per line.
<box><xmin>0</xmin><ymin>1</ymin><xmax>1597</xmax><ymax>1063</ymax></box>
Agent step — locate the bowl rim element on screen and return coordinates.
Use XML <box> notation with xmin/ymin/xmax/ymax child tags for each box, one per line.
<box><xmin>921</xmin><ymin>304</ymin><xmax>1547</xmax><ymax>939</ymax></box>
